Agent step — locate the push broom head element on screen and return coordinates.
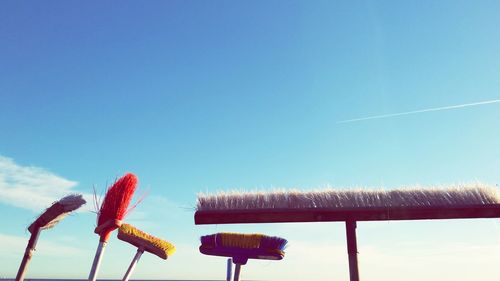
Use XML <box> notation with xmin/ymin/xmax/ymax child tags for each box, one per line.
<box><xmin>200</xmin><ymin>232</ymin><xmax>287</xmax><ymax>264</ymax></box>
<box><xmin>28</xmin><ymin>194</ymin><xmax>86</xmax><ymax>233</ymax></box>
<box><xmin>197</xmin><ymin>184</ymin><xmax>500</xmax><ymax>211</ymax></box>
<box><xmin>95</xmin><ymin>173</ymin><xmax>138</xmax><ymax>242</ymax></box>
<box><xmin>117</xmin><ymin>224</ymin><xmax>176</xmax><ymax>259</ymax></box>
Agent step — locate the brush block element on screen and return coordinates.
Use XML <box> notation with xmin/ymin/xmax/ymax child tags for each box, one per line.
<box><xmin>195</xmin><ymin>204</ymin><xmax>500</xmax><ymax>224</ymax></box>
<box><xmin>199</xmin><ymin>245</ymin><xmax>284</xmax><ymax>264</ymax></box>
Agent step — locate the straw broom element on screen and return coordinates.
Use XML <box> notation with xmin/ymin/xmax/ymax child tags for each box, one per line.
<box><xmin>16</xmin><ymin>194</ymin><xmax>86</xmax><ymax>281</ymax></box>
<box><xmin>88</xmin><ymin>173</ymin><xmax>138</xmax><ymax>281</ymax></box>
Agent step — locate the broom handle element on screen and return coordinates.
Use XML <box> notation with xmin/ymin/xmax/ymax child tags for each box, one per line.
<box><xmin>88</xmin><ymin>241</ymin><xmax>107</xmax><ymax>281</ymax></box>
<box><xmin>15</xmin><ymin>227</ymin><xmax>41</xmax><ymax>281</ymax></box>
<box><xmin>122</xmin><ymin>249</ymin><xmax>144</xmax><ymax>281</ymax></box>
<box><xmin>233</xmin><ymin>263</ymin><xmax>242</xmax><ymax>281</ymax></box>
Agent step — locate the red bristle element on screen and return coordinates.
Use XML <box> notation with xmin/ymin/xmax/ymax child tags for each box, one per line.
<box><xmin>97</xmin><ymin>173</ymin><xmax>138</xmax><ymax>226</ymax></box>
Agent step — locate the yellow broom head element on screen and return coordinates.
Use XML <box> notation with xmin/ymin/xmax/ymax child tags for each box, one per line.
<box><xmin>118</xmin><ymin>224</ymin><xmax>176</xmax><ymax>259</ymax></box>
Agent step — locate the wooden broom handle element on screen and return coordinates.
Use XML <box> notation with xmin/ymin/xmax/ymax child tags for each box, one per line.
<box><xmin>15</xmin><ymin>227</ymin><xmax>41</xmax><ymax>281</ymax></box>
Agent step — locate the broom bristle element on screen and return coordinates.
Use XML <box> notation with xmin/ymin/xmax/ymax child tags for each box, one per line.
<box><xmin>118</xmin><ymin>224</ymin><xmax>176</xmax><ymax>259</ymax></box>
<box><xmin>97</xmin><ymin>173</ymin><xmax>138</xmax><ymax>226</ymax></box>
<box><xmin>200</xmin><ymin>233</ymin><xmax>287</xmax><ymax>251</ymax></box>
<box><xmin>197</xmin><ymin>184</ymin><xmax>500</xmax><ymax>211</ymax></box>
<box><xmin>28</xmin><ymin>194</ymin><xmax>86</xmax><ymax>233</ymax></box>
<box><xmin>260</xmin><ymin>235</ymin><xmax>288</xmax><ymax>251</ymax></box>
<box><xmin>58</xmin><ymin>194</ymin><xmax>87</xmax><ymax>212</ymax></box>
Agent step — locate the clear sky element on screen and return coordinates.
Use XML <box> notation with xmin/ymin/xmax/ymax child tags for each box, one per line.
<box><xmin>1</xmin><ymin>1</ymin><xmax>499</xmax><ymax>280</ymax></box>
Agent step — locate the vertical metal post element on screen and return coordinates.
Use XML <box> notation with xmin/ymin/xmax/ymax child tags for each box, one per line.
<box><xmin>226</xmin><ymin>258</ymin><xmax>232</xmax><ymax>281</ymax></box>
<box><xmin>233</xmin><ymin>263</ymin><xmax>242</xmax><ymax>281</ymax></box>
<box><xmin>345</xmin><ymin>220</ymin><xmax>360</xmax><ymax>281</ymax></box>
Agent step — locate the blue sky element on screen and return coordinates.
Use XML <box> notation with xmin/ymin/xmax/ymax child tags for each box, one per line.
<box><xmin>1</xmin><ymin>1</ymin><xmax>499</xmax><ymax>280</ymax></box>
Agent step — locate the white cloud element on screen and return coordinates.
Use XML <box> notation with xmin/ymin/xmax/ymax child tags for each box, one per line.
<box><xmin>0</xmin><ymin>155</ymin><xmax>93</xmax><ymax>212</ymax></box>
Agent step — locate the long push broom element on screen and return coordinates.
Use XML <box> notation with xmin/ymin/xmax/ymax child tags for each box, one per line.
<box><xmin>88</xmin><ymin>173</ymin><xmax>138</xmax><ymax>281</ymax></box>
<box><xmin>117</xmin><ymin>223</ymin><xmax>176</xmax><ymax>281</ymax></box>
<box><xmin>199</xmin><ymin>232</ymin><xmax>287</xmax><ymax>281</ymax></box>
<box><xmin>16</xmin><ymin>194</ymin><xmax>86</xmax><ymax>281</ymax></box>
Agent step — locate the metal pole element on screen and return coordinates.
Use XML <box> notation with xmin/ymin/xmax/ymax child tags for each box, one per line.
<box><xmin>122</xmin><ymin>249</ymin><xmax>143</xmax><ymax>281</ymax></box>
<box><xmin>345</xmin><ymin>220</ymin><xmax>360</xmax><ymax>281</ymax></box>
<box><xmin>226</xmin><ymin>258</ymin><xmax>232</xmax><ymax>281</ymax></box>
<box><xmin>88</xmin><ymin>241</ymin><xmax>107</xmax><ymax>281</ymax></box>
<box><xmin>233</xmin><ymin>263</ymin><xmax>242</xmax><ymax>281</ymax></box>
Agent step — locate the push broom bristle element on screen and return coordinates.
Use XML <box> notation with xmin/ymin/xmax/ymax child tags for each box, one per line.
<box><xmin>118</xmin><ymin>224</ymin><xmax>176</xmax><ymax>259</ymax></box>
<box><xmin>259</xmin><ymin>235</ymin><xmax>288</xmax><ymax>251</ymax></box>
<box><xmin>28</xmin><ymin>194</ymin><xmax>86</xmax><ymax>233</ymax></box>
<box><xmin>197</xmin><ymin>184</ymin><xmax>500</xmax><ymax>211</ymax></box>
<box><xmin>97</xmin><ymin>173</ymin><xmax>138</xmax><ymax>225</ymax></box>
<box><xmin>200</xmin><ymin>233</ymin><xmax>288</xmax><ymax>252</ymax></box>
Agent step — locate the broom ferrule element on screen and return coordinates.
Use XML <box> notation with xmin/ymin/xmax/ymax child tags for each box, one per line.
<box><xmin>95</xmin><ymin>219</ymin><xmax>122</xmax><ymax>242</ymax></box>
<box><xmin>232</xmin><ymin>256</ymin><xmax>249</xmax><ymax>265</ymax></box>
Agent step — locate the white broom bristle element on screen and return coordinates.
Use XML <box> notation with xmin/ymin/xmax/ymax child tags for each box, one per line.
<box><xmin>197</xmin><ymin>184</ymin><xmax>500</xmax><ymax>211</ymax></box>
<box><xmin>58</xmin><ymin>194</ymin><xmax>87</xmax><ymax>212</ymax></box>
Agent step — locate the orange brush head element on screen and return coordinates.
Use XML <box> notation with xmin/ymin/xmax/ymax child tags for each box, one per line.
<box><xmin>95</xmin><ymin>173</ymin><xmax>138</xmax><ymax>241</ymax></box>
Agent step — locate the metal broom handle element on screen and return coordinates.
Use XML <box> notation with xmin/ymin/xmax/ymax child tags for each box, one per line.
<box><xmin>233</xmin><ymin>263</ymin><xmax>242</xmax><ymax>281</ymax></box>
<box><xmin>88</xmin><ymin>241</ymin><xmax>107</xmax><ymax>281</ymax></box>
<box><xmin>122</xmin><ymin>249</ymin><xmax>144</xmax><ymax>281</ymax></box>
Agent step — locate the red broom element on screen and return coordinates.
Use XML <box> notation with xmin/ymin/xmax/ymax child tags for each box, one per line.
<box><xmin>88</xmin><ymin>173</ymin><xmax>138</xmax><ymax>281</ymax></box>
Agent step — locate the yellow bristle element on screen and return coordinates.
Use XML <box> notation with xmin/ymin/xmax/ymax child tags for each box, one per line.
<box><xmin>219</xmin><ymin>233</ymin><xmax>263</xmax><ymax>249</ymax></box>
<box><xmin>119</xmin><ymin>224</ymin><xmax>176</xmax><ymax>257</ymax></box>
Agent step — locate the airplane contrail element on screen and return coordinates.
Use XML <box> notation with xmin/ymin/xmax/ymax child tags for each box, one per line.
<box><xmin>337</xmin><ymin>99</ymin><xmax>500</xmax><ymax>124</ymax></box>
